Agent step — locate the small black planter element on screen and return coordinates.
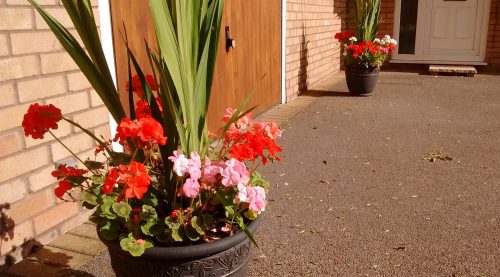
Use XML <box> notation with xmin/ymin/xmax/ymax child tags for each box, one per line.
<box><xmin>345</xmin><ymin>66</ymin><xmax>380</xmax><ymax>96</ymax></box>
<box><xmin>99</xmin><ymin>216</ymin><xmax>262</xmax><ymax>277</ymax></box>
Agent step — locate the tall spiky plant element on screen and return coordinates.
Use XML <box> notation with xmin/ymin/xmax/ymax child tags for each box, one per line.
<box><xmin>351</xmin><ymin>0</ymin><xmax>381</xmax><ymax>41</ymax></box>
<box><xmin>148</xmin><ymin>0</ymin><xmax>224</xmax><ymax>157</ymax></box>
<box><xmin>30</xmin><ymin>0</ymin><xmax>225</xmax><ymax>208</ymax></box>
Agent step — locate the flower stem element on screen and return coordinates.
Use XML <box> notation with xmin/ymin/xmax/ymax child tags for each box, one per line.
<box><xmin>61</xmin><ymin>117</ymin><xmax>114</xmax><ymax>157</ymax></box>
<box><xmin>48</xmin><ymin>130</ymin><xmax>96</xmax><ymax>174</ymax></box>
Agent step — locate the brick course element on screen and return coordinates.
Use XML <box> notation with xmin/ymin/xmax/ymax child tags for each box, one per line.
<box><xmin>0</xmin><ymin>0</ymin><xmax>110</xmax><ymax>266</ymax></box>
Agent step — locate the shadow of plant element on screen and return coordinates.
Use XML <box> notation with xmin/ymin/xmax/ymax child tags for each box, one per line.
<box><xmin>298</xmin><ymin>24</ymin><xmax>309</xmax><ymax>95</ymax></box>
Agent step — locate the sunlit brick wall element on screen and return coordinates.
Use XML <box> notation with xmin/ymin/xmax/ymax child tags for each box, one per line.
<box><xmin>0</xmin><ymin>0</ymin><xmax>109</xmax><ymax>266</ymax></box>
<box><xmin>285</xmin><ymin>0</ymin><xmax>347</xmax><ymax>102</ymax></box>
<box><xmin>379</xmin><ymin>0</ymin><xmax>394</xmax><ymax>37</ymax></box>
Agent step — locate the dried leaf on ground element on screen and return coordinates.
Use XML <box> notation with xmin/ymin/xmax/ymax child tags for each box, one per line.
<box><xmin>422</xmin><ymin>151</ymin><xmax>453</xmax><ymax>162</ymax></box>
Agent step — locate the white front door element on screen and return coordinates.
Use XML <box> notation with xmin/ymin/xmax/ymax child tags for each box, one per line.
<box><xmin>393</xmin><ymin>0</ymin><xmax>490</xmax><ymax>64</ymax></box>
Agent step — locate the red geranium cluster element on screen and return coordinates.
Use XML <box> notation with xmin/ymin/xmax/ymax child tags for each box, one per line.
<box><xmin>135</xmin><ymin>98</ymin><xmax>163</xmax><ymax>119</ymax></box>
<box><xmin>114</xmin><ymin>116</ymin><xmax>167</xmax><ymax>147</ymax></box>
<box><xmin>103</xmin><ymin>161</ymin><xmax>151</xmax><ymax>200</ymax></box>
<box><xmin>126</xmin><ymin>74</ymin><xmax>157</xmax><ymax>98</ymax></box>
<box><xmin>22</xmin><ymin>103</ymin><xmax>63</xmax><ymax>139</ymax></box>
<box><xmin>51</xmin><ymin>165</ymin><xmax>88</xmax><ymax>198</ymax></box>
<box><xmin>348</xmin><ymin>41</ymin><xmax>395</xmax><ymax>59</ymax></box>
<box><xmin>335</xmin><ymin>31</ymin><xmax>398</xmax><ymax>68</ymax></box>
<box><xmin>334</xmin><ymin>29</ymin><xmax>355</xmax><ymax>41</ymax></box>
<box><xmin>225</xmin><ymin>122</ymin><xmax>282</xmax><ymax>165</ymax></box>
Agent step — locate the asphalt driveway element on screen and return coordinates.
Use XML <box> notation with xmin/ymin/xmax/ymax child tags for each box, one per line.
<box><xmin>247</xmin><ymin>72</ymin><xmax>500</xmax><ymax>276</ymax></box>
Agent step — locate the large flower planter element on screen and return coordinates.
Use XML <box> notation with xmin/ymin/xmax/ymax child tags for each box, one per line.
<box><xmin>99</xmin><ymin>216</ymin><xmax>262</xmax><ymax>277</ymax></box>
<box><xmin>345</xmin><ymin>66</ymin><xmax>380</xmax><ymax>96</ymax></box>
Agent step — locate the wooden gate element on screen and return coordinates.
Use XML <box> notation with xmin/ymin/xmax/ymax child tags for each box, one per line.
<box><xmin>110</xmin><ymin>0</ymin><xmax>282</xmax><ymax>131</ymax></box>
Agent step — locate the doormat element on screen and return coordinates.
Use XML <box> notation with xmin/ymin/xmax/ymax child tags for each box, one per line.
<box><xmin>428</xmin><ymin>65</ymin><xmax>477</xmax><ymax>77</ymax></box>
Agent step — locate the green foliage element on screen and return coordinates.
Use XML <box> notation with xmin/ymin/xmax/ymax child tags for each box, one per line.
<box><xmin>99</xmin><ymin>220</ymin><xmax>120</xmax><ymax>241</ymax></box>
<box><xmin>27</xmin><ymin>0</ymin><xmax>125</xmax><ymax>123</ymax></box>
<box><xmin>112</xmin><ymin>202</ymin><xmax>131</xmax><ymax>219</ymax></box>
<box><xmin>79</xmin><ymin>189</ymin><xmax>98</xmax><ymax>207</ymax></box>
<box><xmin>149</xmin><ymin>0</ymin><xmax>224</xmax><ymax>156</ymax></box>
<box><xmin>165</xmin><ymin>217</ymin><xmax>184</xmax><ymax>242</ymax></box>
<box><xmin>120</xmin><ymin>233</ymin><xmax>153</xmax><ymax>257</ymax></box>
<box><xmin>140</xmin><ymin>205</ymin><xmax>158</xmax><ymax>221</ymax></box>
<box><xmin>100</xmin><ymin>196</ymin><xmax>117</xmax><ymax>220</ymax></box>
<box><xmin>351</xmin><ymin>0</ymin><xmax>381</xmax><ymax>41</ymax></box>
<box><xmin>244</xmin><ymin>209</ymin><xmax>258</xmax><ymax>220</ymax></box>
<box><xmin>28</xmin><ymin>0</ymin><xmax>268</xmax><ymax>257</ymax></box>
<box><xmin>250</xmin><ymin>172</ymin><xmax>269</xmax><ymax>190</ymax></box>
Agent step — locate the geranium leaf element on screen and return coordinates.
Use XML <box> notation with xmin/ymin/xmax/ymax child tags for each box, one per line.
<box><xmin>112</xmin><ymin>202</ymin><xmax>131</xmax><ymax>219</ymax></box>
<box><xmin>140</xmin><ymin>205</ymin><xmax>157</xmax><ymax>221</ymax></box>
<box><xmin>250</xmin><ymin>172</ymin><xmax>269</xmax><ymax>190</ymax></box>
<box><xmin>79</xmin><ymin>190</ymin><xmax>97</xmax><ymax>206</ymax></box>
<box><xmin>236</xmin><ymin>215</ymin><xmax>259</xmax><ymax>248</ymax></box>
<box><xmin>90</xmin><ymin>175</ymin><xmax>105</xmax><ymax>185</ymax></box>
<box><xmin>141</xmin><ymin>219</ymin><xmax>158</xmax><ymax>236</ymax></box>
<box><xmin>244</xmin><ymin>210</ymin><xmax>258</xmax><ymax>220</ymax></box>
<box><xmin>185</xmin><ymin>225</ymin><xmax>200</xmax><ymax>241</ymax></box>
<box><xmin>190</xmin><ymin>216</ymin><xmax>205</xmax><ymax>235</ymax></box>
<box><xmin>99</xmin><ymin>221</ymin><xmax>119</xmax><ymax>241</ymax></box>
<box><xmin>100</xmin><ymin>197</ymin><xmax>117</xmax><ymax>219</ymax></box>
<box><xmin>165</xmin><ymin>217</ymin><xmax>183</xmax><ymax>242</ymax></box>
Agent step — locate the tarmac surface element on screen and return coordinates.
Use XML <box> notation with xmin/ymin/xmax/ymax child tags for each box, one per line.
<box><xmin>79</xmin><ymin>72</ymin><xmax>500</xmax><ymax>276</ymax></box>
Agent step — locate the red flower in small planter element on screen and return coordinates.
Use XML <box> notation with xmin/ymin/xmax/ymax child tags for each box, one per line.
<box><xmin>334</xmin><ymin>30</ymin><xmax>355</xmax><ymax>41</ymax></box>
<box><xmin>22</xmin><ymin>103</ymin><xmax>62</xmax><ymax>139</ymax></box>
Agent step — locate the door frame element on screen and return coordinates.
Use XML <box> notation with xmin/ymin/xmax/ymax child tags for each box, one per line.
<box><xmin>391</xmin><ymin>0</ymin><xmax>490</xmax><ymax>65</ymax></box>
<box><xmin>281</xmin><ymin>0</ymin><xmax>286</xmax><ymax>104</ymax></box>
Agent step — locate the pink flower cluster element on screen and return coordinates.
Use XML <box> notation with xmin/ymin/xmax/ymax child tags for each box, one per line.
<box><xmin>223</xmin><ymin>108</ymin><xmax>252</xmax><ymax>133</ymax></box>
<box><xmin>168</xmin><ymin>152</ymin><xmax>267</xmax><ymax>213</ymax></box>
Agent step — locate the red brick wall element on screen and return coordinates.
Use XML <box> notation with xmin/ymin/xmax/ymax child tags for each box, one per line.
<box><xmin>0</xmin><ymin>0</ymin><xmax>107</xmax><ymax>266</ymax></box>
<box><xmin>379</xmin><ymin>0</ymin><xmax>395</xmax><ymax>37</ymax></box>
<box><xmin>285</xmin><ymin>0</ymin><xmax>347</xmax><ymax>102</ymax></box>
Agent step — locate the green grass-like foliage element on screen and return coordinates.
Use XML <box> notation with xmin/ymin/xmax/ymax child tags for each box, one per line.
<box><xmin>351</xmin><ymin>0</ymin><xmax>381</xmax><ymax>41</ymax></box>
<box><xmin>29</xmin><ymin>0</ymin><xmax>225</xmax><ymax>208</ymax></box>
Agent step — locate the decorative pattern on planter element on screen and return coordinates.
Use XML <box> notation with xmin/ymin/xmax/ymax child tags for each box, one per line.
<box><xmin>108</xmin><ymin>240</ymin><xmax>252</xmax><ymax>277</ymax></box>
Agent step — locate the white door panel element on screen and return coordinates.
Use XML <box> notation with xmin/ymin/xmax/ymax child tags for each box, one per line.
<box><xmin>424</xmin><ymin>0</ymin><xmax>480</xmax><ymax>55</ymax></box>
<box><xmin>393</xmin><ymin>0</ymin><xmax>490</xmax><ymax>63</ymax></box>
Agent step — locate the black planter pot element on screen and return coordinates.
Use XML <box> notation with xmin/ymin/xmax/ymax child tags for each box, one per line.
<box><xmin>345</xmin><ymin>66</ymin><xmax>380</xmax><ymax>96</ymax></box>
<box><xmin>99</xmin><ymin>216</ymin><xmax>262</xmax><ymax>277</ymax></box>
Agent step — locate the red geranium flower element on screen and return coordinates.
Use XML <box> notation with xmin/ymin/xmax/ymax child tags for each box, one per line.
<box><xmin>118</xmin><ymin>161</ymin><xmax>151</xmax><ymax>199</ymax></box>
<box><xmin>228</xmin><ymin>128</ymin><xmax>282</xmax><ymax>164</ymax></box>
<box><xmin>114</xmin><ymin>117</ymin><xmax>167</xmax><ymax>147</ymax></box>
<box><xmin>51</xmin><ymin>165</ymin><xmax>88</xmax><ymax>179</ymax></box>
<box><xmin>135</xmin><ymin>98</ymin><xmax>163</xmax><ymax>119</ymax></box>
<box><xmin>102</xmin><ymin>168</ymin><xmax>120</xmax><ymax>194</ymax></box>
<box><xmin>335</xmin><ymin>30</ymin><xmax>355</xmax><ymax>41</ymax></box>
<box><xmin>126</xmin><ymin>74</ymin><xmax>158</xmax><ymax>98</ymax></box>
<box><xmin>55</xmin><ymin>179</ymin><xmax>73</xmax><ymax>199</ymax></box>
<box><xmin>22</xmin><ymin>103</ymin><xmax>62</xmax><ymax>139</ymax></box>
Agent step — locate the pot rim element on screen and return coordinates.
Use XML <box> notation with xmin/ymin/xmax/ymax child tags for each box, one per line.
<box><xmin>99</xmin><ymin>214</ymin><xmax>263</xmax><ymax>260</ymax></box>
